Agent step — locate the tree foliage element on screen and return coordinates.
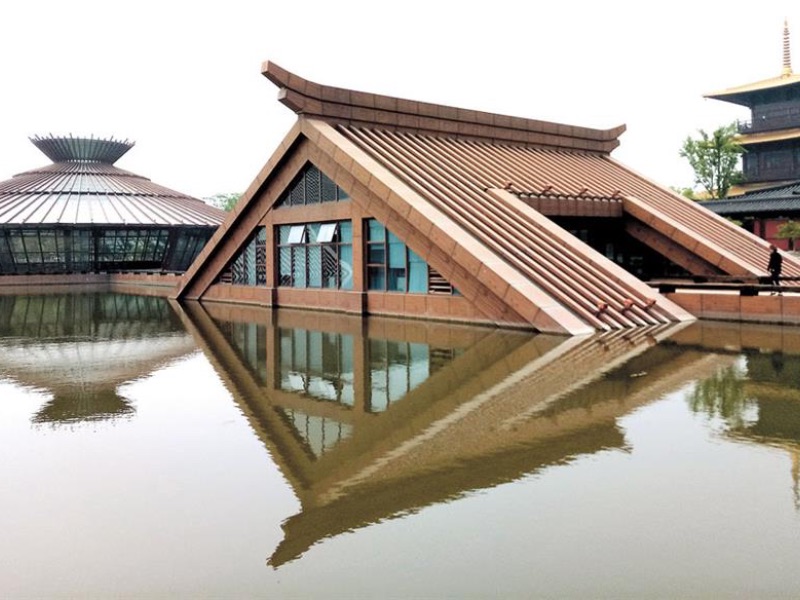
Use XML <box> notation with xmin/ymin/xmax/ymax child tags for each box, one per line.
<box><xmin>679</xmin><ymin>123</ymin><xmax>744</xmax><ymax>199</ymax></box>
<box><xmin>777</xmin><ymin>220</ymin><xmax>800</xmax><ymax>251</ymax></box>
<box><xmin>205</xmin><ymin>192</ymin><xmax>241</xmax><ymax>212</ymax></box>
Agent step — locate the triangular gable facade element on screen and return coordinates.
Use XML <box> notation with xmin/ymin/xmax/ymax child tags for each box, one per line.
<box><xmin>177</xmin><ymin>62</ymin><xmax>800</xmax><ymax>335</ymax></box>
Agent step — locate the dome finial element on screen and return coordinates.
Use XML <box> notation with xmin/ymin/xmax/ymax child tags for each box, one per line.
<box><xmin>782</xmin><ymin>18</ymin><xmax>793</xmax><ymax>77</ymax></box>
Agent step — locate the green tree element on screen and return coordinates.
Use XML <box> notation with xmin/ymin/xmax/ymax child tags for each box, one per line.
<box><xmin>679</xmin><ymin>123</ymin><xmax>744</xmax><ymax>199</ymax></box>
<box><xmin>671</xmin><ymin>186</ymin><xmax>697</xmax><ymax>200</ymax></box>
<box><xmin>205</xmin><ymin>192</ymin><xmax>241</xmax><ymax>212</ymax></box>
<box><xmin>688</xmin><ymin>365</ymin><xmax>753</xmax><ymax>429</ymax></box>
<box><xmin>777</xmin><ymin>220</ymin><xmax>800</xmax><ymax>251</ymax></box>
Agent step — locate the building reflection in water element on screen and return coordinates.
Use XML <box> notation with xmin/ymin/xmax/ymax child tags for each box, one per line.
<box><xmin>179</xmin><ymin>302</ymin><xmax>774</xmax><ymax>568</ymax></box>
<box><xmin>0</xmin><ymin>293</ymin><xmax>195</xmax><ymax>425</ymax></box>
<box><xmin>675</xmin><ymin>324</ymin><xmax>800</xmax><ymax>507</ymax></box>
<box><xmin>6</xmin><ymin>292</ymin><xmax>800</xmax><ymax>568</ymax></box>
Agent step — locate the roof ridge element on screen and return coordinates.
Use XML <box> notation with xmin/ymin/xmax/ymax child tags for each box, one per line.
<box><xmin>261</xmin><ymin>61</ymin><xmax>625</xmax><ymax>154</ymax></box>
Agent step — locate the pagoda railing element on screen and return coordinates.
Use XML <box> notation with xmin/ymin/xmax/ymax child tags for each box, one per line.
<box><xmin>738</xmin><ymin>114</ymin><xmax>800</xmax><ymax>134</ymax></box>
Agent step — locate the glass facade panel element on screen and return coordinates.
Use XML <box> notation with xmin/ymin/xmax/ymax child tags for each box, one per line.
<box><xmin>368</xmin><ymin>244</ymin><xmax>385</xmax><ymax>264</ymax></box>
<box><xmin>287</xmin><ymin>225</ymin><xmax>306</xmax><ymax>244</ymax></box>
<box><xmin>317</xmin><ymin>223</ymin><xmax>337</xmax><ymax>243</ymax></box>
<box><xmin>339</xmin><ymin>221</ymin><xmax>352</xmax><ymax>243</ymax></box>
<box><xmin>307</xmin><ymin>246</ymin><xmax>322</xmax><ymax>287</ymax></box>
<box><xmin>0</xmin><ymin>226</ymin><xmax>208</xmax><ymax>274</ymax></box>
<box><xmin>292</xmin><ymin>246</ymin><xmax>307</xmax><ymax>287</ymax></box>
<box><xmin>230</xmin><ymin>227</ymin><xmax>266</xmax><ymax>286</ymax></box>
<box><xmin>276</xmin><ymin>220</ymin><xmax>352</xmax><ymax>291</ymax></box>
<box><xmin>340</xmin><ymin>245</ymin><xmax>353</xmax><ymax>290</ymax></box>
<box><xmin>368</xmin><ymin>266</ymin><xmax>386</xmax><ymax>290</ymax></box>
<box><xmin>408</xmin><ymin>249</ymin><xmax>427</xmax><ymax>293</ymax></box>
<box><xmin>279</xmin><ymin>247</ymin><xmax>292</xmax><ymax>286</ymax></box>
<box><xmin>366</xmin><ymin>218</ymin><xmax>436</xmax><ymax>294</ymax></box>
<box><xmin>368</xmin><ymin>219</ymin><xmax>385</xmax><ymax>242</ymax></box>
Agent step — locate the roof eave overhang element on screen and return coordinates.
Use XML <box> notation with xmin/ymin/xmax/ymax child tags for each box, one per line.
<box><xmin>704</xmin><ymin>76</ymin><xmax>800</xmax><ymax>108</ymax></box>
<box><xmin>263</xmin><ymin>61</ymin><xmax>625</xmax><ymax>154</ymax></box>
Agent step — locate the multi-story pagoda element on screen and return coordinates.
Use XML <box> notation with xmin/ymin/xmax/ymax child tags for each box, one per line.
<box><xmin>705</xmin><ymin>20</ymin><xmax>800</xmax><ymax>191</ymax></box>
<box><xmin>0</xmin><ymin>134</ymin><xmax>226</xmax><ymax>275</ymax></box>
<box><xmin>704</xmin><ymin>21</ymin><xmax>800</xmax><ymax>247</ymax></box>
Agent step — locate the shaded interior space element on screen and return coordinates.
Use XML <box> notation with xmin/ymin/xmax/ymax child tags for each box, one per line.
<box><xmin>0</xmin><ymin>293</ymin><xmax>195</xmax><ymax>426</ymax></box>
<box><xmin>0</xmin><ymin>135</ymin><xmax>225</xmax><ymax>275</ymax></box>
<box><xmin>553</xmin><ymin>217</ymin><xmax>692</xmax><ymax>280</ymax></box>
<box><xmin>174</xmin><ymin>300</ymin><xmax>789</xmax><ymax>568</ymax></box>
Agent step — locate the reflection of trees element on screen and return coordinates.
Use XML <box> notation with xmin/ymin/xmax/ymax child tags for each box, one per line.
<box><xmin>688</xmin><ymin>365</ymin><xmax>755</xmax><ymax>428</ymax></box>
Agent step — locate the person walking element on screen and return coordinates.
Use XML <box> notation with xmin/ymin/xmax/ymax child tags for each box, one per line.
<box><xmin>768</xmin><ymin>244</ymin><xmax>783</xmax><ymax>294</ymax></box>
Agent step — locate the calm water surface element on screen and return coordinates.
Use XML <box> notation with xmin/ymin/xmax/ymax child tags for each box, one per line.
<box><xmin>2</xmin><ymin>293</ymin><xmax>800</xmax><ymax>598</ymax></box>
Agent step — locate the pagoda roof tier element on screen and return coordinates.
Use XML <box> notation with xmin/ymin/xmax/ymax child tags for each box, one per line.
<box><xmin>706</xmin><ymin>21</ymin><xmax>800</xmax><ymax>108</ymax></box>
<box><xmin>704</xmin><ymin>73</ymin><xmax>800</xmax><ymax>108</ymax></box>
<box><xmin>736</xmin><ymin>127</ymin><xmax>800</xmax><ymax>146</ymax></box>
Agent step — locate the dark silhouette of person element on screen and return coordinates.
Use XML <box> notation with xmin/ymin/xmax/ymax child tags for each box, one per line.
<box><xmin>768</xmin><ymin>245</ymin><xmax>783</xmax><ymax>293</ymax></box>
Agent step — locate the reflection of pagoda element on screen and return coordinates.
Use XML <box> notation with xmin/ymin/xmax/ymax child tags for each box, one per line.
<box><xmin>178</xmin><ymin>302</ymin><xmax>738</xmax><ymax>568</ymax></box>
<box><xmin>0</xmin><ymin>293</ymin><xmax>196</xmax><ymax>426</ymax></box>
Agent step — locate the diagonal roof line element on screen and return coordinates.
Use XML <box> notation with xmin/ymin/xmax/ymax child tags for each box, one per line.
<box><xmin>262</xmin><ymin>61</ymin><xmax>626</xmax><ymax>154</ymax></box>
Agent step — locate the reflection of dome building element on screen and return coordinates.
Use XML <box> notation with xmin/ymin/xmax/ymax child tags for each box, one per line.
<box><xmin>0</xmin><ymin>293</ymin><xmax>197</xmax><ymax>426</ymax></box>
<box><xmin>0</xmin><ymin>135</ymin><xmax>225</xmax><ymax>275</ymax></box>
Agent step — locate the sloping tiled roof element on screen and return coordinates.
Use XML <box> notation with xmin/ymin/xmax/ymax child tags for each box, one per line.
<box><xmin>706</xmin><ymin>181</ymin><xmax>800</xmax><ymax>216</ymax></box>
<box><xmin>178</xmin><ymin>62</ymin><xmax>800</xmax><ymax>334</ymax></box>
<box><xmin>0</xmin><ymin>135</ymin><xmax>225</xmax><ymax>226</ymax></box>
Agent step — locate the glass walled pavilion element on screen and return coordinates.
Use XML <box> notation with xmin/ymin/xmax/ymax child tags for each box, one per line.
<box><xmin>0</xmin><ymin>135</ymin><xmax>225</xmax><ymax>275</ymax></box>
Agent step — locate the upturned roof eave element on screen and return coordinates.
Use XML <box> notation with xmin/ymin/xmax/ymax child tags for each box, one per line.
<box><xmin>704</xmin><ymin>74</ymin><xmax>800</xmax><ymax>107</ymax></box>
<box><xmin>262</xmin><ymin>61</ymin><xmax>626</xmax><ymax>154</ymax></box>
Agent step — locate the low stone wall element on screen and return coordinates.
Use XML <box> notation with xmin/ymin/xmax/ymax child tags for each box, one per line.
<box><xmin>667</xmin><ymin>291</ymin><xmax>800</xmax><ymax>326</ymax></box>
<box><xmin>0</xmin><ymin>272</ymin><xmax>183</xmax><ymax>297</ymax></box>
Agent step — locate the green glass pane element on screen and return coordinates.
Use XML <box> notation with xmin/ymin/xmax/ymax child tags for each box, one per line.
<box><xmin>292</xmin><ymin>247</ymin><xmax>306</xmax><ymax>287</ymax></box>
<box><xmin>368</xmin><ymin>219</ymin><xmax>385</xmax><ymax>242</ymax></box>
<box><xmin>408</xmin><ymin>260</ymin><xmax>427</xmax><ymax>293</ymax></box>
<box><xmin>340</xmin><ymin>245</ymin><xmax>353</xmax><ymax>290</ymax></box>
<box><xmin>368</xmin><ymin>244</ymin><xmax>385</xmax><ymax>264</ymax></box>
<box><xmin>308</xmin><ymin>246</ymin><xmax>322</xmax><ymax>287</ymax></box>
<box><xmin>339</xmin><ymin>220</ymin><xmax>352</xmax><ymax>243</ymax></box>
<box><xmin>368</xmin><ymin>266</ymin><xmax>386</xmax><ymax>290</ymax></box>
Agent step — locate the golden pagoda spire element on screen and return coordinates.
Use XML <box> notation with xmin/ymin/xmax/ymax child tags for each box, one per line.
<box><xmin>782</xmin><ymin>19</ymin><xmax>793</xmax><ymax>77</ymax></box>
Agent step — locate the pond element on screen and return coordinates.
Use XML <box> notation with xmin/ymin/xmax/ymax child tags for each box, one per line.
<box><xmin>2</xmin><ymin>292</ymin><xmax>800</xmax><ymax>598</ymax></box>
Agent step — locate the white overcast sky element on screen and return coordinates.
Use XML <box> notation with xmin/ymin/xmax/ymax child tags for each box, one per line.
<box><xmin>0</xmin><ymin>0</ymin><xmax>797</xmax><ymax>200</ymax></box>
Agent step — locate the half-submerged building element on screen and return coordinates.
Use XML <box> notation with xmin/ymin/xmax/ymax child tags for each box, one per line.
<box><xmin>0</xmin><ymin>135</ymin><xmax>225</xmax><ymax>275</ymax></box>
<box><xmin>177</xmin><ymin>63</ymin><xmax>800</xmax><ymax>335</ymax></box>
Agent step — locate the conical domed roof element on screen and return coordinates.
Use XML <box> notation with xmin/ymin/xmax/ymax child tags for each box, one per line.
<box><xmin>0</xmin><ymin>135</ymin><xmax>225</xmax><ymax>226</ymax></box>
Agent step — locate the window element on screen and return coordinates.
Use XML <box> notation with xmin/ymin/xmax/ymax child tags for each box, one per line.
<box><xmin>365</xmin><ymin>219</ymin><xmax>428</xmax><ymax>293</ymax></box>
<box><xmin>278</xmin><ymin>221</ymin><xmax>352</xmax><ymax>290</ymax></box>
<box><xmin>287</xmin><ymin>225</ymin><xmax>306</xmax><ymax>244</ymax></box>
<box><xmin>229</xmin><ymin>227</ymin><xmax>267</xmax><ymax>285</ymax></box>
<box><xmin>276</xmin><ymin>163</ymin><xmax>350</xmax><ymax>207</ymax></box>
<box><xmin>317</xmin><ymin>223</ymin><xmax>337</xmax><ymax>243</ymax></box>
